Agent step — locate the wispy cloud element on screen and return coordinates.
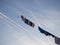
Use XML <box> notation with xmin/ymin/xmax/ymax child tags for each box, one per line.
<box><xmin>0</xmin><ymin>12</ymin><xmax>50</xmax><ymax>45</ymax></box>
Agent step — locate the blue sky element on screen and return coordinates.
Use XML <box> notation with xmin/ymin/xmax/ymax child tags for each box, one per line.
<box><xmin>0</xmin><ymin>0</ymin><xmax>60</xmax><ymax>45</ymax></box>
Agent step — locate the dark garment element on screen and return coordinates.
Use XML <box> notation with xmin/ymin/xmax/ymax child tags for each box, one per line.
<box><xmin>25</xmin><ymin>18</ymin><xmax>29</xmax><ymax>24</ymax></box>
<box><xmin>29</xmin><ymin>21</ymin><xmax>33</xmax><ymax>26</ymax></box>
<box><xmin>21</xmin><ymin>15</ymin><xmax>35</xmax><ymax>28</ymax></box>
<box><xmin>38</xmin><ymin>26</ymin><xmax>54</xmax><ymax>36</ymax></box>
<box><xmin>38</xmin><ymin>26</ymin><xmax>45</xmax><ymax>33</ymax></box>
<box><xmin>51</xmin><ymin>34</ymin><xmax>55</xmax><ymax>37</ymax></box>
<box><xmin>55</xmin><ymin>36</ymin><xmax>60</xmax><ymax>44</ymax></box>
<box><xmin>45</xmin><ymin>31</ymin><xmax>50</xmax><ymax>36</ymax></box>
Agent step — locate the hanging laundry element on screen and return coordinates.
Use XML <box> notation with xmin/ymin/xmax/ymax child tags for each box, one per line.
<box><xmin>21</xmin><ymin>15</ymin><xmax>35</xmax><ymax>28</ymax></box>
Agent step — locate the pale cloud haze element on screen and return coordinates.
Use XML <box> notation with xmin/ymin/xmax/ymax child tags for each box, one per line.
<box><xmin>0</xmin><ymin>0</ymin><xmax>60</xmax><ymax>45</ymax></box>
